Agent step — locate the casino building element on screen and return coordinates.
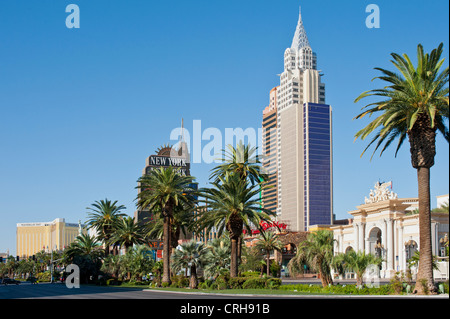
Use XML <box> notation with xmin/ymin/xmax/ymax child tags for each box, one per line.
<box><xmin>16</xmin><ymin>219</ymin><xmax>87</xmax><ymax>258</ymax></box>
<box><xmin>262</xmin><ymin>7</ymin><xmax>333</xmax><ymax>232</ymax></box>
<box><xmin>134</xmin><ymin>142</ymin><xmax>193</xmax><ymax>225</ymax></box>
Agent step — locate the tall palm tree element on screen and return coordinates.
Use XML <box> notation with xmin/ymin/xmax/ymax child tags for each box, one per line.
<box><xmin>86</xmin><ymin>199</ymin><xmax>127</xmax><ymax>256</ymax></box>
<box><xmin>255</xmin><ymin>231</ymin><xmax>283</xmax><ymax>277</ymax></box>
<box><xmin>209</xmin><ymin>142</ymin><xmax>269</xmax><ymax>268</ymax></box>
<box><xmin>110</xmin><ymin>216</ymin><xmax>146</xmax><ymax>253</ymax></box>
<box><xmin>354</xmin><ymin>43</ymin><xmax>448</xmax><ymax>294</ymax></box>
<box><xmin>210</xmin><ymin>141</ymin><xmax>268</xmax><ymax>185</ymax></box>
<box><xmin>136</xmin><ymin>167</ymin><xmax>196</xmax><ymax>285</ymax></box>
<box><xmin>144</xmin><ymin>202</ymin><xmax>196</xmax><ymax>253</ymax></box>
<box><xmin>197</xmin><ymin>173</ymin><xmax>275</xmax><ymax>278</ymax></box>
<box><xmin>171</xmin><ymin>241</ymin><xmax>210</xmax><ymax>289</ymax></box>
<box><xmin>288</xmin><ymin>230</ymin><xmax>335</xmax><ymax>287</ymax></box>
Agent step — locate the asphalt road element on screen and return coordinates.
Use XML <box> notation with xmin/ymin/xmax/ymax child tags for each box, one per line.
<box><xmin>1</xmin><ymin>282</ymin><xmax>447</xmax><ymax>300</ymax></box>
<box><xmin>0</xmin><ymin>282</ymin><xmax>230</xmax><ymax>299</ymax></box>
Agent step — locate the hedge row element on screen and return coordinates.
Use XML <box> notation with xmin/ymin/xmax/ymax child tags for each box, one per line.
<box><xmin>200</xmin><ymin>277</ymin><xmax>282</xmax><ymax>290</ymax></box>
<box><xmin>279</xmin><ymin>284</ymin><xmax>395</xmax><ymax>295</ymax></box>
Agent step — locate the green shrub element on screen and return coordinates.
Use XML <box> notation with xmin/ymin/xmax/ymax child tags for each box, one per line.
<box><xmin>215</xmin><ymin>276</ymin><xmax>228</xmax><ymax>290</ymax></box>
<box><xmin>199</xmin><ymin>282</ymin><xmax>209</xmax><ymax>290</ymax></box>
<box><xmin>228</xmin><ymin>277</ymin><xmax>248</xmax><ymax>289</ymax></box>
<box><xmin>266</xmin><ymin>278</ymin><xmax>282</xmax><ymax>290</ymax></box>
<box><xmin>36</xmin><ymin>272</ymin><xmax>51</xmax><ymax>283</ymax></box>
<box><xmin>106</xmin><ymin>279</ymin><xmax>122</xmax><ymax>286</ymax></box>
<box><xmin>242</xmin><ymin>278</ymin><xmax>267</xmax><ymax>289</ymax></box>
<box><xmin>240</xmin><ymin>271</ymin><xmax>260</xmax><ymax>278</ymax></box>
<box><xmin>279</xmin><ymin>283</ymin><xmax>394</xmax><ymax>295</ymax></box>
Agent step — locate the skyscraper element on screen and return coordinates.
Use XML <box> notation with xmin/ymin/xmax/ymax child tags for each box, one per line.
<box><xmin>262</xmin><ymin>7</ymin><xmax>332</xmax><ymax>232</ymax></box>
<box><xmin>262</xmin><ymin>87</ymin><xmax>279</xmax><ymax>214</ymax></box>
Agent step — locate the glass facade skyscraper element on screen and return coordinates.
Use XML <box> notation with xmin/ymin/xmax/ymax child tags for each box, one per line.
<box><xmin>303</xmin><ymin>103</ymin><xmax>332</xmax><ymax>228</ymax></box>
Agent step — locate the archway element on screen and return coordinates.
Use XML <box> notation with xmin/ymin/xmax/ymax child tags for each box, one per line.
<box><xmin>368</xmin><ymin>227</ymin><xmax>383</xmax><ymax>258</ymax></box>
<box><xmin>405</xmin><ymin>240</ymin><xmax>418</xmax><ymax>264</ymax></box>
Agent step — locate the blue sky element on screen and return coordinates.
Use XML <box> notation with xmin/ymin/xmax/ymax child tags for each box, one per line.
<box><xmin>0</xmin><ymin>0</ymin><xmax>448</xmax><ymax>255</ymax></box>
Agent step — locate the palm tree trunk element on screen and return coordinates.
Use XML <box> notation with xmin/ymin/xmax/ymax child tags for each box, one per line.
<box><xmin>162</xmin><ymin>215</ymin><xmax>172</xmax><ymax>285</ymax></box>
<box><xmin>230</xmin><ymin>237</ymin><xmax>239</xmax><ymax>278</ymax></box>
<box><xmin>190</xmin><ymin>265</ymin><xmax>198</xmax><ymax>289</ymax></box>
<box><xmin>237</xmin><ymin>236</ymin><xmax>242</xmax><ymax>273</ymax></box>
<box><xmin>414</xmin><ymin>167</ymin><xmax>436</xmax><ymax>294</ymax></box>
<box><xmin>266</xmin><ymin>252</ymin><xmax>270</xmax><ymax>277</ymax></box>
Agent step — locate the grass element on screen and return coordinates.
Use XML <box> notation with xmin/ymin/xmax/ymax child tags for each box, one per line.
<box><xmin>144</xmin><ymin>287</ymin><xmax>320</xmax><ymax>296</ymax></box>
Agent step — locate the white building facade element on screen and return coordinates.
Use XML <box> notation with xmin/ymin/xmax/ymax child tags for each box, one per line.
<box><xmin>331</xmin><ymin>183</ymin><xmax>449</xmax><ymax>280</ymax></box>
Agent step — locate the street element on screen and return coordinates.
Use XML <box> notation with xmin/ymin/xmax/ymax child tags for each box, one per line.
<box><xmin>0</xmin><ymin>282</ymin><xmax>447</xmax><ymax>300</ymax></box>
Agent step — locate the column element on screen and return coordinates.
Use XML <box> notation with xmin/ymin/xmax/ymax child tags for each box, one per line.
<box><xmin>397</xmin><ymin>221</ymin><xmax>404</xmax><ymax>272</ymax></box>
<box><xmin>387</xmin><ymin>219</ymin><xmax>394</xmax><ymax>274</ymax></box>
<box><xmin>360</xmin><ymin>223</ymin><xmax>365</xmax><ymax>252</ymax></box>
<box><xmin>355</xmin><ymin>223</ymin><xmax>359</xmax><ymax>252</ymax></box>
<box><xmin>382</xmin><ymin>219</ymin><xmax>388</xmax><ymax>274</ymax></box>
<box><xmin>432</xmin><ymin>223</ymin><xmax>439</xmax><ymax>256</ymax></box>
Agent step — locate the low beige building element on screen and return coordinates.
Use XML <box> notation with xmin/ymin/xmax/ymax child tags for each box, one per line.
<box><xmin>331</xmin><ymin>183</ymin><xmax>449</xmax><ymax>280</ymax></box>
<box><xmin>16</xmin><ymin>218</ymin><xmax>86</xmax><ymax>258</ymax></box>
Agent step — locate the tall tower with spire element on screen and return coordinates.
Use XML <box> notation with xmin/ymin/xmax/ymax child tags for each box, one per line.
<box><xmin>262</xmin><ymin>6</ymin><xmax>332</xmax><ymax>232</ymax></box>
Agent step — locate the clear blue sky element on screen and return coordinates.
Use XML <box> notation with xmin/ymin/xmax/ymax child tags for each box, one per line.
<box><xmin>1</xmin><ymin>0</ymin><xmax>448</xmax><ymax>255</ymax></box>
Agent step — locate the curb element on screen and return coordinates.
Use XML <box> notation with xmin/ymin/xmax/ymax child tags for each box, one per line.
<box><xmin>142</xmin><ymin>289</ymin><xmax>449</xmax><ymax>299</ymax></box>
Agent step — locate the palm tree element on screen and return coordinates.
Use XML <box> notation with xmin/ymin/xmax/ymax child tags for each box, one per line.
<box><xmin>136</xmin><ymin>167</ymin><xmax>196</xmax><ymax>285</ymax></box>
<box><xmin>354</xmin><ymin>43</ymin><xmax>448</xmax><ymax>294</ymax></box>
<box><xmin>64</xmin><ymin>233</ymin><xmax>104</xmax><ymax>283</ymax></box>
<box><xmin>121</xmin><ymin>245</ymin><xmax>155</xmax><ymax>282</ymax></box>
<box><xmin>101</xmin><ymin>255</ymin><xmax>121</xmax><ymax>279</ymax></box>
<box><xmin>339</xmin><ymin>250</ymin><xmax>383</xmax><ymax>287</ymax></box>
<box><xmin>432</xmin><ymin>201</ymin><xmax>449</xmax><ymax>214</ymax></box>
<box><xmin>64</xmin><ymin>233</ymin><xmax>104</xmax><ymax>263</ymax></box>
<box><xmin>110</xmin><ymin>216</ymin><xmax>146</xmax><ymax>253</ymax></box>
<box><xmin>210</xmin><ymin>141</ymin><xmax>268</xmax><ymax>185</ymax></box>
<box><xmin>197</xmin><ymin>173</ymin><xmax>275</xmax><ymax>278</ymax></box>
<box><xmin>171</xmin><ymin>241</ymin><xmax>210</xmax><ymax>289</ymax></box>
<box><xmin>144</xmin><ymin>202</ymin><xmax>196</xmax><ymax>254</ymax></box>
<box><xmin>204</xmin><ymin>237</ymin><xmax>231</xmax><ymax>280</ymax></box>
<box><xmin>255</xmin><ymin>231</ymin><xmax>283</xmax><ymax>277</ymax></box>
<box><xmin>151</xmin><ymin>260</ymin><xmax>164</xmax><ymax>287</ymax></box>
<box><xmin>288</xmin><ymin>230</ymin><xmax>335</xmax><ymax>287</ymax></box>
<box><xmin>210</xmin><ymin>142</ymin><xmax>270</xmax><ymax>264</ymax></box>
<box><xmin>86</xmin><ymin>199</ymin><xmax>127</xmax><ymax>256</ymax></box>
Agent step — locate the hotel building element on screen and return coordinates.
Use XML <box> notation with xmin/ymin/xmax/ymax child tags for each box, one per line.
<box><xmin>262</xmin><ymin>87</ymin><xmax>279</xmax><ymax>214</ymax></box>
<box><xmin>16</xmin><ymin>218</ymin><xmax>86</xmax><ymax>258</ymax></box>
<box><xmin>262</xmin><ymin>7</ymin><xmax>333</xmax><ymax>232</ymax></box>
